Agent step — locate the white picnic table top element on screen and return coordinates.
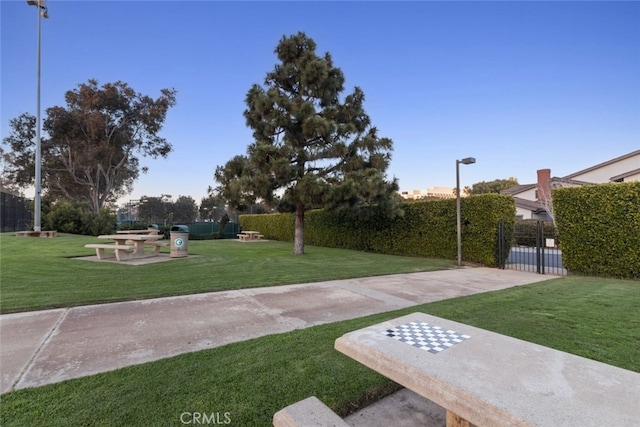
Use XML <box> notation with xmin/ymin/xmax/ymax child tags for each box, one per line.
<box><xmin>116</xmin><ymin>229</ymin><xmax>158</xmax><ymax>235</ymax></box>
<box><xmin>98</xmin><ymin>234</ymin><xmax>162</xmax><ymax>241</ymax></box>
<box><xmin>335</xmin><ymin>312</ymin><xmax>640</xmax><ymax>427</ymax></box>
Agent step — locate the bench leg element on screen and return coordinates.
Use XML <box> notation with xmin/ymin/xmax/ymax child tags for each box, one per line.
<box><xmin>148</xmin><ymin>244</ymin><xmax>166</xmax><ymax>255</ymax></box>
<box><xmin>114</xmin><ymin>248</ymin><xmax>135</xmax><ymax>261</ymax></box>
<box><xmin>95</xmin><ymin>248</ymin><xmax>115</xmax><ymax>260</ymax></box>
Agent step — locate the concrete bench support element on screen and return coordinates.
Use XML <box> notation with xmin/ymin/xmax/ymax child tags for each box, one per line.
<box><xmin>335</xmin><ymin>312</ymin><xmax>640</xmax><ymax>427</ymax></box>
<box><xmin>273</xmin><ymin>396</ymin><xmax>349</xmax><ymax>427</ymax></box>
<box><xmin>85</xmin><ymin>243</ymin><xmax>134</xmax><ymax>260</ymax></box>
<box><xmin>144</xmin><ymin>241</ymin><xmax>169</xmax><ymax>255</ymax></box>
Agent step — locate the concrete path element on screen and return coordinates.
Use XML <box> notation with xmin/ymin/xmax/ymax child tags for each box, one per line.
<box><xmin>0</xmin><ymin>268</ymin><xmax>548</xmax><ymax>394</ymax></box>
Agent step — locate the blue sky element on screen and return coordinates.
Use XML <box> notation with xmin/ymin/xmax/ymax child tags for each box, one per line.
<box><xmin>2</xmin><ymin>1</ymin><xmax>639</xmax><ymax>205</ymax></box>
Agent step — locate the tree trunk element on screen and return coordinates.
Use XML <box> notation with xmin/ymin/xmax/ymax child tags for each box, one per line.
<box><xmin>216</xmin><ymin>213</ymin><xmax>230</xmax><ymax>239</ymax></box>
<box><xmin>293</xmin><ymin>202</ymin><xmax>305</xmax><ymax>255</ymax></box>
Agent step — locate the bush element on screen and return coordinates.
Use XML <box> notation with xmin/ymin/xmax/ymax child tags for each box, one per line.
<box><xmin>554</xmin><ymin>182</ymin><xmax>640</xmax><ymax>279</ymax></box>
<box><xmin>240</xmin><ymin>194</ymin><xmax>516</xmax><ymax>265</ymax></box>
<box><xmin>514</xmin><ymin>219</ymin><xmax>558</xmax><ymax>247</ymax></box>
<box><xmin>43</xmin><ymin>201</ymin><xmax>115</xmax><ymax>235</ymax></box>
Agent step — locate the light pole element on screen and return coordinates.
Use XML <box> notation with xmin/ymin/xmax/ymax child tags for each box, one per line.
<box><xmin>456</xmin><ymin>157</ymin><xmax>476</xmax><ymax>266</ymax></box>
<box><xmin>27</xmin><ymin>0</ymin><xmax>48</xmax><ymax>232</ymax></box>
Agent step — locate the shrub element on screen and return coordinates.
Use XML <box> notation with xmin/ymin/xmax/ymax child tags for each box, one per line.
<box><xmin>240</xmin><ymin>194</ymin><xmax>516</xmax><ymax>265</ymax></box>
<box><xmin>554</xmin><ymin>182</ymin><xmax>640</xmax><ymax>279</ymax></box>
<box><xmin>43</xmin><ymin>201</ymin><xmax>115</xmax><ymax>235</ymax></box>
<box><xmin>514</xmin><ymin>220</ymin><xmax>558</xmax><ymax>247</ymax></box>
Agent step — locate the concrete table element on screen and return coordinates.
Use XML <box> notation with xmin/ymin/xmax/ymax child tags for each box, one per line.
<box><xmin>335</xmin><ymin>312</ymin><xmax>640</xmax><ymax>427</ymax></box>
<box><xmin>90</xmin><ymin>234</ymin><xmax>164</xmax><ymax>260</ymax></box>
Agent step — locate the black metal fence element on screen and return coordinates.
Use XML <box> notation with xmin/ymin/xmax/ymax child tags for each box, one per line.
<box><xmin>0</xmin><ymin>192</ymin><xmax>32</xmax><ymax>232</ymax></box>
<box><xmin>498</xmin><ymin>220</ymin><xmax>567</xmax><ymax>276</ymax></box>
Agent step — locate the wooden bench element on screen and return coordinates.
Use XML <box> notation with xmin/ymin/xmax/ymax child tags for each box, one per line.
<box><xmin>335</xmin><ymin>312</ymin><xmax>640</xmax><ymax>427</ymax></box>
<box><xmin>85</xmin><ymin>243</ymin><xmax>133</xmax><ymax>260</ymax></box>
<box><xmin>273</xmin><ymin>396</ymin><xmax>348</xmax><ymax>427</ymax></box>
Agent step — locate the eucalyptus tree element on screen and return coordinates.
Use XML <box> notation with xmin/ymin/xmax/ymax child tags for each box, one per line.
<box><xmin>216</xmin><ymin>32</ymin><xmax>399</xmax><ymax>254</ymax></box>
<box><xmin>2</xmin><ymin>79</ymin><xmax>176</xmax><ymax>213</ymax></box>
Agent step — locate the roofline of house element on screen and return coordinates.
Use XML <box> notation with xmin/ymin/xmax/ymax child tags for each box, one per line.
<box><xmin>562</xmin><ymin>149</ymin><xmax>640</xmax><ymax>180</ymax></box>
<box><xmin>610</xmin><ymin>168</ymin><xmax>640</xmax><ymax>182</ymax></box>
<box><xmin>513</xmin><ymin>197</ymin><xmax>547</xmax><ymax>214</ymax></box>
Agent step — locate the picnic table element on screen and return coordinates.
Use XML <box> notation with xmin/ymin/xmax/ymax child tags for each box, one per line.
<box><xmin>85</xmin><ymin>234</ymin><xmax>167</xmax><ymax>261</ymax></box>
<box><xmin>237</xmin><ymin>230</ymin><xmax>264</xmax><ymax>241</ymax></box>
<box><xmin>116</xmin><ymin>229</ymin><xmax>159</xmax><ymax>235</ymax></box>
<box><xmin>333</xmin><ymin>312</ymin><xmax>639</xmax><ymax>427</ymax></box>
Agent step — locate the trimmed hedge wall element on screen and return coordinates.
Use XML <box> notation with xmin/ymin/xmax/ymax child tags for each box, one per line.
<box><xmin>514</xmin><ymin>219</ymin><xmax>558</xmax><ymax>247</ymax></box>
<box><xmin>240</xmin><ymin>194</ymin><xmax>516</xmax><ymax>266</ymax></box>
<box><xmin>554</xmin><ymin>182</ymin><xmax>640</xmax><ymax>279</ymax></box>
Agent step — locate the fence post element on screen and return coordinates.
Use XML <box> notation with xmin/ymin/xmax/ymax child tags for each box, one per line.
<box><xmin>535</xmin><ymin>220</ymin><xmax>547</xmax><ymax>274</ymax></box>
<box><xmin>536</xmin><ymin>220</ymin><xmax>542</xmax><ymax>274</ymax></box>
<box><xmin>497</xmin><ymin>220</ymin><xmax>505</xmax><ymax>269</ymax></box>
<box><xmin>540</xmin><ymin>221</ymin><xmax>546</xmax><ymax>274</ymax></box>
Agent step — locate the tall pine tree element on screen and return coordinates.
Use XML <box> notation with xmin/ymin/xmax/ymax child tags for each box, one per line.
<box><xmin>217</xmin><ymin>32</ymin><xmax>399</xmax><ymax>254</ymax></box>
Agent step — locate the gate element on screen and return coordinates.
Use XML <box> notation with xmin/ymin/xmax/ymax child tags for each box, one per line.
<box><xmin>497</xmin><ymin>220</ymin><xmax>567</xmax><ymax>275</ymax></box>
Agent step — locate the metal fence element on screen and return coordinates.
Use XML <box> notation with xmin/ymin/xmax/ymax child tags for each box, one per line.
<box><xmin>0</xmin><ymin>192</ymin><xmax>32</xmax><ymax>232</ymax></box>
<box><xmin>186</xmin><ymin>222</ymin><xmax>240</xmax><ymax>239</ymax></box>
<box><xmin>498</xmin><ymin>220</ymin><xmax>568</xmax><ymax>276</ymax></box>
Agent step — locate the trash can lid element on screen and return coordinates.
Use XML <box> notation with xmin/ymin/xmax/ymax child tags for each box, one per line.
<box><xmin>170</xmin><ymin>225</ymin><xmax>189</xmax><ymax>232</ymax></box>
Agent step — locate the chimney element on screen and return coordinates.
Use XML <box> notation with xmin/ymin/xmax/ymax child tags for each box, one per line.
<box><xmin>537</xmin><ymin>169</ymin><xmax>551</xmax><ymax>201</ymax></box>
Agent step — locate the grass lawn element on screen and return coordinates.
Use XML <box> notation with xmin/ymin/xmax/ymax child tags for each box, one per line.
<box><xmin>1</xmin><ymin>275</ymin><xmax>638</xmax><ymax>426</ymax></box>
<box><xmin>0</xmin><ymin>233</ymin><xmax>453</xmax><ymax>313</ymax></box>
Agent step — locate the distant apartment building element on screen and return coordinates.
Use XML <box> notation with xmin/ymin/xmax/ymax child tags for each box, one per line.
<box><xmin>400</xmin><ymin>186</ymin><xmax>457</xmax><ymax>200</ymax></box>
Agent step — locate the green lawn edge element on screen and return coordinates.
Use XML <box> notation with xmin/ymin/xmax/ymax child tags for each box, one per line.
<box><xmin>2</xmin><ymin>275</ymin><xmax>638</xmax><ymax>426</ymax></box>
<box><xmin>0</xmin><ymin>233</ymin><xmax>453</xmax><ymax>313</ymax></box>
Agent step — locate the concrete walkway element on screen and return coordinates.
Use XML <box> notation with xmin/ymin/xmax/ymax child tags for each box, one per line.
<box><xmin>1</xmin><ymin>268</ymin><xmax>547</xmax><ymax>395</ymax></box>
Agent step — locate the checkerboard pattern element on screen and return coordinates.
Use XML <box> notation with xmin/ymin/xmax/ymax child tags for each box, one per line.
<box><xmin>385</xmin><ymin>321</ymin><xmax>470</xmax><ymax>354</ymax></box>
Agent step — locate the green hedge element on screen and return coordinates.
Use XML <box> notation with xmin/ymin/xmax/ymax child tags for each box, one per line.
<box><xmin>554</xmin><ymin>182</ymin><xmax>640</xmax><ymax>279</ymax></box>
<box><xmin>240</xmin><ymin>194</ymin><xmax>516</xmax><ymax>266</ymax></box>
<box><xmin>43</xmin><ymin>200</ymin><xmax>115</xmax><ymax>236</ymax></box>
<box><xmin>514</xmin><ymin>219</ymin><xmax>558</xmax><ymax>247</ymax></box>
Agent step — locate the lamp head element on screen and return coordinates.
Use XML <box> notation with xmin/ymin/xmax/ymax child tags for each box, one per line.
<box><xmin>460</xmin><ymin>157</ymin><xmax>476</xmax><ymax>165</ymax></box>
<box><xmin>27</xmin><ymin>0</ymin><xmax>49</xmax><ymax>18</ymax></box>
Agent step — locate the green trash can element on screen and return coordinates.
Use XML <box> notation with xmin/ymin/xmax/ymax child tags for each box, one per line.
<box><xmin>170</xmin><ymin>225</ymin><xmax>189</xmax><ymax>258</ymax></box>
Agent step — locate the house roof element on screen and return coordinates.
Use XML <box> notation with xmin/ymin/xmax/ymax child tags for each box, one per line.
<box><xmin>513</xmin><ymin>197</ymin><xmax>548</xmax><ymax>214</ymax></box>
<box><xmin>610</xmin><ymin>168</ymin><xmax>640</xmax><ymax>182</ymax></box>
<box><xmin>562</xmin><ymin>149</ymin><xmax>640</xmax><ymax>180</ymax></box>
<box><xmin>501</xmin><ymin>177</ymin><xmax>587</xmax><ymax>197</ymax></box>
<box><xmin>500</xmin><ymin>184</ymin><xmax>536</xmax><ymax>195</ymax></box>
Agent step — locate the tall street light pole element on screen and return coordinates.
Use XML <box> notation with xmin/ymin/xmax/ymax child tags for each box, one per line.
<box><xmin>456</xmin><ymin>157</ymin><xmax>476</xmax><ymax>266</ymax></box>
<box><xmin>27</xmin><ymin>0</ymin><xmax>48</xmax><ymax>232</ymax></box>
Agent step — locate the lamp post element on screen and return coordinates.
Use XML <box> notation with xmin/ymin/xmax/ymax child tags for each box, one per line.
<box><xmin>456</xmin><ymin>157</ymin><xmax>476</xmax><ymax>266</ymax></box>
<box><xmin>27</xmin><ymin>0</ymin><xmax>48</xmax><ymax>232</ymax></box>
